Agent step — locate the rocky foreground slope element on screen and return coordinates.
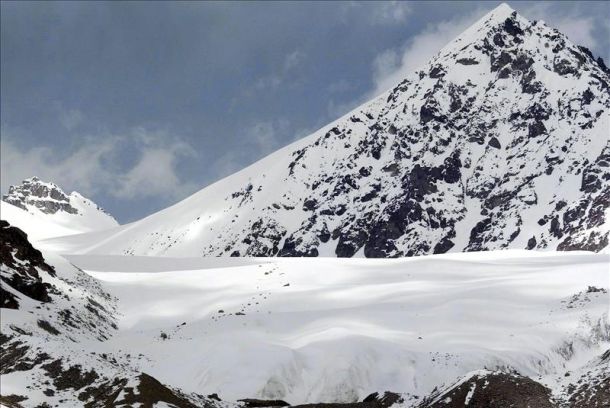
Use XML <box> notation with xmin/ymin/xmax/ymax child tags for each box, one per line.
<box><xmin>0</xmin><ymin>220</ymin><xmax>223</xmax><ymax>407</ymax></box>
<box><xmin>47</xmin><ymin>3</ymin><xmax>609</xmax><ymax>258</ymax></box>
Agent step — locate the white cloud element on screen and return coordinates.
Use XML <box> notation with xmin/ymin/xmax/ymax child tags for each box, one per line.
<box><xmin>59</xmin><ymin>108</ymin><xmax>85</xmax><ymax>131</ymax></box>
<box><xmin>371</xmin><ymin>1</ymin><xmax>412</xmax><ymax>25</ymax></box>
<box><xmin>369</xmin><ymin>9</ymin><xmax>484</xmax><ymax>97</ymax></box>
<box><xmin>372</xmin><ymin>49</ymin><xmax>401</xmax><ymax>86</ymax></box>
<box><xmin>0</xmin><ymin>125</ymin><xmax>118</xmax><ymax>194</ymax></box>
<box><xmin>553</xmin><ymin>17</ymin><xmax>597</xmax><ymax>49</ymax></box>
<box><xmin>326</xmin><ymin>97</ymin><xmax>363</xmax><ymax>121</ymax></box>
<box><xmin>247</xmin><ymin>119</ymin><xmax>291</xmax><ymax>155</ymax></box>
<box><xmin>254</xmin><ymin>75</ymin><xmax>282</xmax><ymax>91</ymax></box>
<box><xmin>213</xmin><ymin>119</ymin><xmax>290</xmax><ymax>177</ymax></box>
<box><xmin>254</xmin><ymin>50</ymin><xmax>306</xmax><ymax>91</ymax></box>
<box><xmin>113</xmin><ymin>146</ymin><xmax>194</xmax><ymax>199</ymax></box>
<box><xmin>249</xmin><ymin>121</ymin><xmax>278</xmax><ymax>153</ymax></box>
<box><xmin>339</xmin><ymin>1</ymin><xmax>412</xmax><ymax>26</ymax></box>
<box><xmin>112</xmin><ymin>129</ymin><xmax>197</xmax><ymax>199</ymax></box>
<box><xmin>0</xmin><ymin>126</ymin><xmax>197</xmax><ymax>201</ymax></box>
<box><xmin>325</xmin><ymin>52</ymin><xmax>399</xmax><ymax>118</ymax></box>
<box><xmin>283</xmin><ymin>50</ymin><xmax>305</xmax><ymax>71</ymax></box>
<box><xmin>327</xmin><ymin>79</ymin><xmax>352</xmax><ymax>94</ymax></box>
<box><xmin>518</xmin><ymin>3</ymin><xmax>597</xmax><ymax>50</ymax></box>
<box><xmin>213</xmin><ymin>149</ymin><xmax>243</xmax><ymax>179</ymax></box>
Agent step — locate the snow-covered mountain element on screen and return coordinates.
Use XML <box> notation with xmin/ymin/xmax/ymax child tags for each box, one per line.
<box><xmin>49</xmin><ymin>3</ymin><xmax>609</xmax><ymax>258</ymax></box>
<box><xmin>1</xmin><ymin>177</ymin><xmax>118</xmax><ymax>241</ymax></box>
<box><xmin>1</xmin><ymin>5</ymin><xmax>609</xmax><ymax>407</ymax></box>
<box><xmin>2</xmin><ymin>198</ymin><xmax>609</xmax><ymax>406</ymax></box>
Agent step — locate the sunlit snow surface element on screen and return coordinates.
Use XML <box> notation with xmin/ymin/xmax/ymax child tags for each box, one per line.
<box><xmin>0</xmin><ymin>200</ymin><xmax>117</xmax><ymax>241</ymax></box>
<box><xmin>17</xmin><ymin>250</ymin><xmax>602</xmax><ymax>403</ymax></box>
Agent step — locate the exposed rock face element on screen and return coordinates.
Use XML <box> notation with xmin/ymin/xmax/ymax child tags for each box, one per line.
<box><xmin>288</xmin><ymin>392</ymin><xmax>402</xmax><ymax>408</ymax></box>
<box><xmin>239</xmin><ymin>398</ymin><xmax>290</xmax><ymax>407</ymax></box>
<box><xmin>417</xmin><ymin>371</ymin><xmax>555</xmax><ymax>408</ymax></box>
<box><xmin>3</xmin><ymin>177</ymin><xmax>78</xmax><ymax>215</ymax></box>
<box><xmin>556</xmin><ymin>144</ymin><xmax>610</xmax><ymax>252</ymax></box>
<box><xmin>413</xmin><ymin>357</ymin><xmax>610</xmax><ymax>408</ymax></box>
<box><xmin>565</xmin><ymin>370</ymin><xmax>610</xmax><ymax>407</ymax></box>
<box><xmin>50</xmin><ymin>4</ymin><xmax>610</xmax><ymax>259</ymax></box>
<box><xmin>0</xmin><ymin>220</ymin><xmax>56</xmax><ymax>308</ymax></box>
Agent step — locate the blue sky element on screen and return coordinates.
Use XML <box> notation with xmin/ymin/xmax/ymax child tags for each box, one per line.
<box><xmin>2</xmin><ymin>1</ymin><xmax>609</xmax><ymax>223</ymax></box>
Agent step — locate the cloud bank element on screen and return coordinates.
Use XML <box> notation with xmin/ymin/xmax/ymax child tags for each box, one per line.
<box><xmin>1</xmin><ymin>126</ymin><xmax>197</xmax><ymax>201</ymax></box>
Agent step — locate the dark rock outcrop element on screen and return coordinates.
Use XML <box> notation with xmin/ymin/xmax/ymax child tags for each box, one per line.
<box><xmin>0</xmin><ymin>220</ymin><xmax>56</xmax><ymax>308</ymax></box>
<box><xmin>418</xmin><ymin>371</ymin><xmax>554</xmax><ymax>408</ymax></box>
<box><xmin>3</xmin><ymin>177</ymin><xmax>78</xmax><ymax>214</ymax></box>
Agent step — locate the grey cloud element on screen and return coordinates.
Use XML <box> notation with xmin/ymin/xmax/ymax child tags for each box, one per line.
<box><xmin>1</xmin><ymin>126</ymin><xmax>198</xmax><ymax>201</ymax></box>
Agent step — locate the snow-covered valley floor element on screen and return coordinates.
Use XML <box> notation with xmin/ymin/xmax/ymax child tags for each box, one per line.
<box><xmin>8</xmin><ymin>250</ymin><xmax>605</xmax><ymax>405</ymax></box>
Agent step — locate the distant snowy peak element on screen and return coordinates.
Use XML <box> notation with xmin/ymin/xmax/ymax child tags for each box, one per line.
<box><xmin>3</xmin><ymin>176</ymin><xmax>113</xmax><ymax>218</ymax></box>
<box><xmin>1</xmin><ymin>177</ymin><xmax>118</xmax><ymax>239</ymax></box>
<box><xmin>49</xmin><ymin>3</ymin><xmax>610</xmax><ymax>257</ymax></box>
<box><xmin>4</xmin><ymin>176</ymin><xmax>77</xmax><ymax>214</ymax></box>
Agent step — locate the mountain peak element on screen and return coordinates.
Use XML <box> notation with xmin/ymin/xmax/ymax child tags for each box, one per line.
<box><xmin>49</xmin><ymin>3</ymin><xmax>609</xmax><ymax>258</ymax></box>
<box><xmin>2</xmin><ymin>177</ymin><xmax>119</xmax><ymax>236</ymax></box>
<box><xmin>487</xmin><ymin>2</ymin><xmax>515</xmax><ymax>20</ymax></box>
<box><xmin>469</xmin><ymin>2</ymin><xmax>517</xmax><ymax>32</ymax></box>
<box><xmin>4</xmin><ymin>177</ymin><xmax>75</xmax><ymax>214</ymax></box>
<box><xmin>433</xmin><ymin>3</ymin><xmax>528</xmax><ymax>63</ymax></box>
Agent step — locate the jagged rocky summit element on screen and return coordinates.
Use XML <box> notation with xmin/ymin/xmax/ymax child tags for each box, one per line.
<box><xmin>50</xmin><ymin>3</ymin><xmax>609</xmax><ymax>258</ymax></box>
<box><xmin>1</xmin><ymin>177</ymin><xmax>118</xmax><ymax>238</ymax></box>
<box><xmin>4</xmin><ymin>177</ymin><xmax>106</xmax><ymax>217</ymax></box>
<box><xmin>3</xmin><ymin>177</ymin><xmax>79</xmax><ymax>215</ymax></box>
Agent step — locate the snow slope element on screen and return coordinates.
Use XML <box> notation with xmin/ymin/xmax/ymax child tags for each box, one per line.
<box><xmin>1</xmin><ymin>182</ymin><xmax>608</xmax><ymax>406</ymax></box>
<box><xmin>27</xmin><ymin>250</ymin><xmax>606</xmax><ymax>404</ymax></box>
<box><xmin>1</xmin><ymin>177</ymin><xmax>118</xmax><ymax>241</ymax></box>
<box><xmin>45</xmin><ymin>3</ymin><xmax>609</xmax><ymax>258</ymax></box>
<box><xmin>3</xmin><ymin>240</ymin><xmax>608</xmax><ymax>406</ymax></box>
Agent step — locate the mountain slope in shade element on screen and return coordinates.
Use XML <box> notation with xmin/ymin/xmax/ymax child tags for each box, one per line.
<box><xmin>47</xmin><ymin>3</ymin><xmax>609</xmax><ymax>257</ymax></box>
<box><xmin>1</xmin><ymin>177</ymin><xmax>118</xmax><ymax>241</ymax></box>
